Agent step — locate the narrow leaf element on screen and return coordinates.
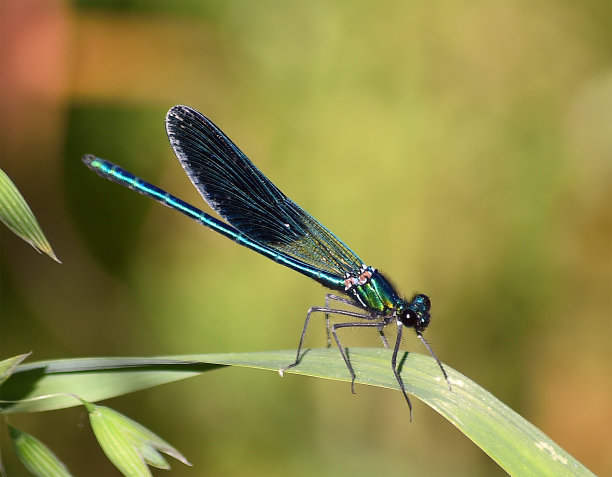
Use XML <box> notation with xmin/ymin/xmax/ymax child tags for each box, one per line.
<box><xmin>8</xmin><ymin>425</ymin><xmax>72</xmax><ymax>477</ymax></box>
<box><xmin>0</xmin><ymin>353</ymin><xmax>31</xmax><ymax>386</ymax></box>
<box><xmin>0</xmin><ymin>168</ymin><xmax>60</xmax><ymax>262</ymax></box>
<box><xmin>0</xmin><ymin>349</ymin><xmax>595</xmax><ymax>477</ymax></box>
<box><xmin>0</xmin><ymin>357</ymin><xmax>215</xmax><ymax>413</ymax></box>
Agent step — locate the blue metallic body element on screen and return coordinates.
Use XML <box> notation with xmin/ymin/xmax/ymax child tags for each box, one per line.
<box><xmin>83</xmin><ymin>105</ymin><xmax>449</xmax><ymax>417</ymax></box>
<box><xmin>84</xmin><ymin>157</ymin><xmax>346</xmax><ymax>292</ymax></box>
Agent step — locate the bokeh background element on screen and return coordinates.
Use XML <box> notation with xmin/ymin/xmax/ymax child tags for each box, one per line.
<box><xmin>1</xmin><ymin>1</ymin><xmax>610</xmax><ymax>475</ymax></box>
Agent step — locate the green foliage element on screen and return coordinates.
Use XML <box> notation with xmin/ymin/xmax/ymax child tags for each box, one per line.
<box><xmin>0</xmin><ymin>353</ymin><xmax>30</xmax><ymax>387</ymax></box>
<box><xmin>0</xmin><ymin>350</ymin><xmax>595</xmax><ymax>477</ymax></box>
<box><xmin>83</xmin><ymin>401</ymin><xmax>190</xmax><ymax>476</ymax></box>
<box><xmin>0</xmin><ymin>169</ymin><xmax>60</xmax><ymax>263</ymax></box>
<box><xmin>8</xmin><ymin>425</ymin><xmax>72</xmax><ymax>477</ymax></box>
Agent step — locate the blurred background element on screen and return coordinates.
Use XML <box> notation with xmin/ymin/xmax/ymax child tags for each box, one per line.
<box><xmin>1</xmin><ymin>1</ymin><xmax>610</xmax><ymax>475</ymax></box>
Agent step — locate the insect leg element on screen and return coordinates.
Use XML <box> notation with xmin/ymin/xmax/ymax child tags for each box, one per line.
<box><xmin>321</xmin><ymin>295</ymin><xmax>388</xmax><ymax>347</ymax></box>
<box><xmin>279</xmin><ymin>307</ymin><xmax>374</xmax><ymax>376</ymax></box>
<box><xmin>391</xmin><ymin>323</ymin><xmax>413</xmax><ymax>420</ymax></box>
<box><xmin>324</xmin><ymin>294</ymin><xmax>364</xmax><ymax>347</ymax></box>
<box><xmin>331</xmin><ymin>320</ymin><xmax>390</xmax><ymax>394</ymax></box>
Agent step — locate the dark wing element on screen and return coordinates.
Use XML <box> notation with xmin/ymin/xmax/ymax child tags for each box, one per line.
<box><xmin>165</xmin><ymin>105</ymin><xmax>363</xmax><ymax>277</ymax></box>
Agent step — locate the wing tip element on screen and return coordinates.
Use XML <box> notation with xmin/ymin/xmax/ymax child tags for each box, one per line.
<box><xmin>166</xmin><ymin>104</ymin><xmax>193</xmax><ymax>120</ymax></box>
<box><xmin>166</xmin><ymin>105</ymin><xmax>194</xmax><ymax>134</ymax></box>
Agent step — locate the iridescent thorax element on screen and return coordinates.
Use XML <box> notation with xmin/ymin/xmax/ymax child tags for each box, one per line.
<box><xmin>344</xmin><ymin>265</ymin><xmax>399</xmax><ymax>313</ymax></box>
<box><xmin>83</xmin><ymin>105</ymin><xmax>448</xmax><ymax>418</ymax></box>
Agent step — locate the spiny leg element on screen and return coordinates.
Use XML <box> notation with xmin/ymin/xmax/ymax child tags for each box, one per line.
<box><xmin>279</xmin><ymin>306</ymin><xmax>374</xmax><ymax>376</ymax></box>
<box><xmin>324</xmin><ymin>294</ymin><xmax>365</xmax><ymax>347</ymax></box>
<box><xmin>391</xmin><ymin>323</ymin><xmax>413</xmax><ymax>421</ymax></box>
<box><xmin>324</xmin><ymin>294</ymin><xmax>364</xmax><ymax>308</ymax></box>
<box><xmin>323</xmin><ymin>294</ymin><xmax>389</xmax><ymax>349</ymax></box>
<box><xmin>331</xmin><ymin>320</ymin><xmax>389</xmax><ymax>394</ymax></box>
<box><xmin>417</xmin><ymin>331</ymin><xmax>451</xmax><ymax>391</ymax></box>
<box><xmin>377</xmin><ymin>324</ymin><xmax>390</xmax><ymax>349</ymax></box>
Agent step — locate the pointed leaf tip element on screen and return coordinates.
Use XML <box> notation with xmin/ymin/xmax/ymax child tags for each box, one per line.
<box><xmin>0</xmin><ymin>168</ymin><xmax>60</xmax><ymax>262</ymax></box>
<box><xmin>87</xmin><ymin>403</ymin><xmax>191</xmax><ymax>476</ymax></box>
<box><xmin>0</xmin><ymin>352</ymin><xmax>32</xmax><ymax>386</ymax></box>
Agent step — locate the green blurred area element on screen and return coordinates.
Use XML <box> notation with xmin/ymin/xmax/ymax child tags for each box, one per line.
<box><xmin>1</xmin><ymin>1</ymin><xmax>610</xmax><ymax>476</ymax></box>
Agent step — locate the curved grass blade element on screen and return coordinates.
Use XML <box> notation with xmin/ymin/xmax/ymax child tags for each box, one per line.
<box><xmin>0</xmin><ymin>168</ymin><xmax>60</xmax><ymax>262</ymax></box>
<box><xmin>0</xmin><ymin>357</ymin><xmax>219</xmax><ymax>413</ymax></box>
<box><xmin>0</xmin><ymin>349</ymin><xmax>594</xmax><ymax>477</ymax></box>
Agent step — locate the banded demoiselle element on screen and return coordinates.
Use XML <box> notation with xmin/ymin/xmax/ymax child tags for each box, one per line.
<box><xmin>83</xmin><ymin>105</ymin><xmax>449</xmax><ymax>417</ymax></box>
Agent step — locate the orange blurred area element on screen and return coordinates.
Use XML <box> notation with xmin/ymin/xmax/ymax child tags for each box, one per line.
<box><xmin>1</xmin><ymin>1</ymin><xmax>610</xmax><ymax>476</ymax></box>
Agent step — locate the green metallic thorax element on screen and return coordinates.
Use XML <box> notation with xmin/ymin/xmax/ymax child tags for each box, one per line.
<box><xmin>347</xmin><ymin>269</ymin><xmax>402</xmax><ymax>314</ymax></box>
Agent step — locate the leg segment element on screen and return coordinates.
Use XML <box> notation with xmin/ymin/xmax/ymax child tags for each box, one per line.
<box><xmin>322</xmin><ymin>294</ymin><xmax>389</xmax><ymax>349</ymax></box>
<box><xmin>391</xmin><ymin>323</ymin><xmax>413</xmax><ymax>420</ymax></box>
<box><xmin>324</xmin><ymin>294</ymin><xmax>365</xmax><ymax>347</ymax></box>
<box><xmin>331</xmin><ymin>320</ymin><xmax>390</xmax><ymax>394</ymax></box>
<box><xmin>377</xmin><ymin>325</ymin><xmax>390</xmax><ymax>349</ymax></box>
<box><xmin>417</xmin><ymin>331</ymin><xmax>451</xmax><ymax>391</ymax></box>
<box><xmin>279</xmin><ymin>306</ymin><xmax>375</xmax><ymax>376</ymax></box>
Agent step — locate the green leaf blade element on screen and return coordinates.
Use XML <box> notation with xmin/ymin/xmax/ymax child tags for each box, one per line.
<box><xmin>0</xmin><ymin>357</ymin><xmax>218</xmax><ymax>413</ymax></box>
<box><xmin>0</xmin><ymin>349</ymin><xmax>595</xmax><ymax>477</ymax></box>
<box><xmin>0</xmin><ymin>168</ymin><xmax>60</xmax><ymax>262</ymax></box>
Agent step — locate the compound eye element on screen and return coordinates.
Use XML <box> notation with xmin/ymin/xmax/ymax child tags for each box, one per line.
<box><xmin>418</xmin><ymin>313</ymin><xmax>430</xmax><ymax>331</ymax></box>
<box><xmin>399</xmin><ymin>308</ymin><xmax>417</xmax><ymax>327</ymax></box>
<box><xmin>413</xmin><ymin>294</ymin><xmax>431</xmax><ymax>312</ymax></box>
